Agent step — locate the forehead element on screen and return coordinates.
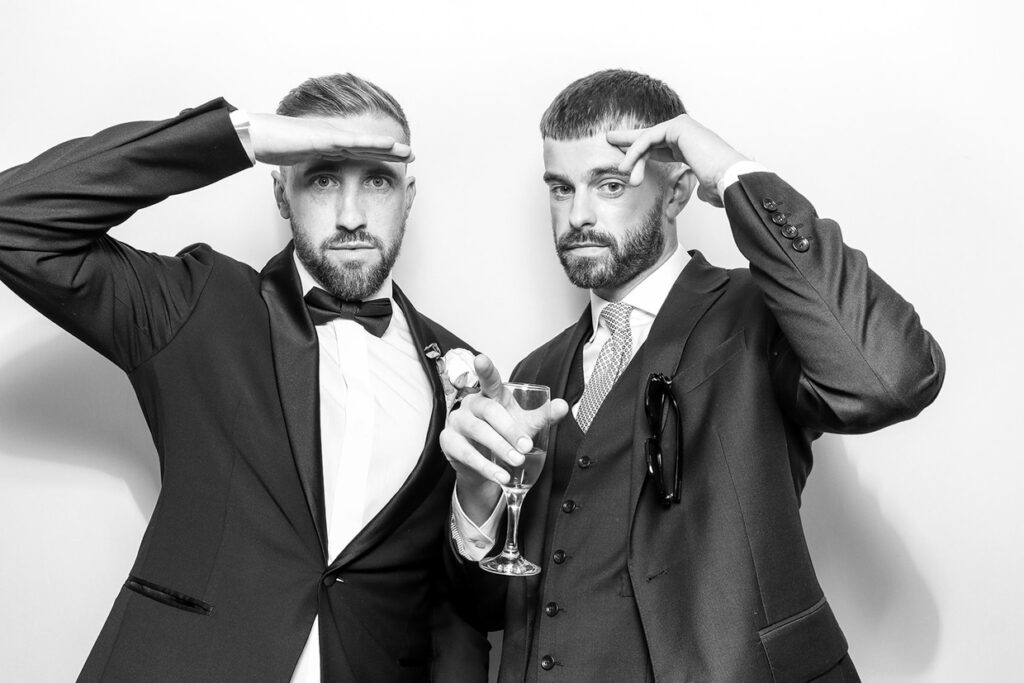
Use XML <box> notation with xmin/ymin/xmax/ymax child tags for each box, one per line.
<box><xmin>542</xmin><ymin>134</ymin><xmax>626</xmax><ymax>178</ymax></box>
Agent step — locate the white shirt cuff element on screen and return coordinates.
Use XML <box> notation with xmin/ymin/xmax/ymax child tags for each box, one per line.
<box><xmin>717</xmin><ymin>160</ymin><xmax>769</xmax><ymax>199</ymax></box>
<box><xmin>450</xmin><ymin>487</ymin><xmax>505</xmax><ymax>562</ymax></box>
<box><xmin>229</xmin><ymin>109</ymin><xmax>256</xmax><ymax>165</ymax></box>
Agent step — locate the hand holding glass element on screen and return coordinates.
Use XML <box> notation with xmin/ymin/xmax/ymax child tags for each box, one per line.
<box><xmin>479</xmin><ymin>383</ymin><xmax>552</xmax><ymax>576</ymax></box>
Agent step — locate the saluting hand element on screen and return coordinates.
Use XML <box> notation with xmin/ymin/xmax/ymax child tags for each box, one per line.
<box><xmin>607</xmin><ymin>114</ymin><xmax>747</xmax><ymax>207</ymax></box>
<box><xmin>249</xmin><ymin>113</ymin><xmax>415</xmax><ymax>166</ymax></box>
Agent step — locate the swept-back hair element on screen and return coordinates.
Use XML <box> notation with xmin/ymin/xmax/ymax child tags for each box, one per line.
<box><xmin>540</xmin><ymin>69</ymin><xmax>685</xmax><ymax>140</ymax></box>
<box><xmin>277</xmin><ymin>73</ymin><xmax>410</xmax><ymax>143</ymax></box>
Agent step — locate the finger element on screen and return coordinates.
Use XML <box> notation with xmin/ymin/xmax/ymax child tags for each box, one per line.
<box><xmin>465</xmin><ymin>396</ymin><xmax>532</xmax><ymax>456</ymax></box>
<box><xmin>440</xmin><ymin>430</ymin><xmax>511</xmax><ymax>485</ymax></box>
<box><xmin>473</xmin><ymin>355</ymin><xmax>505</xmax><ymax>399</ymax></box>
<box><xmin>629</xmin><ymin>156</ymin><xmax>647</xmax><ymax>187</ymax></box>
<box><xmin>696</xmin><ymin>183</ymin><xmax>724</xmax><ymax>208</ymax></box>
<box><xmin>605</xmin><ymin>128</ymin><xmax>645</xmax><ymax>147</ymax></box>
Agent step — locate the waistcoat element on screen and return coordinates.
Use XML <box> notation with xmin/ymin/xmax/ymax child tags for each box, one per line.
<box><xmin>524</xmin><ymin>341</ymin><xmax>654</xmax><ymax>682</ymax></box>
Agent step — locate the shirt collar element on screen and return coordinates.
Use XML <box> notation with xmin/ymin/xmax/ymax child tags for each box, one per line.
<box><xmin>589</xmin><ymin>245</ymin><xmax>690</xmax><ymax>333</ymax></box>
<box><xmin>292</xmin><ymin>251</ymin><xmax>394</xmax><ymax>302</ymax></box>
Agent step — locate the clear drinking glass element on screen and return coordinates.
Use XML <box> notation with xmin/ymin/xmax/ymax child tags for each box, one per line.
<box><xmin>479</xmin><ymin>382</ymin><xmax>552</xmax><ymax>577</ymax></box>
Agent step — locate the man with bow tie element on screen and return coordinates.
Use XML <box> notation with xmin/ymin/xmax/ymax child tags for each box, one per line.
<box><xmin>441</xmin><ymin>69</ymin><xmax>945</xmax><ymax>681</ymax></box>
<box><xmin>0</xmin><ymin>73</ymin><xmax>487</xmax><ymax>681</ymax></box>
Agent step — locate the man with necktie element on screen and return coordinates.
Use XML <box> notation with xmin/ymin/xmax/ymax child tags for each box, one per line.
<box><xmin>0</xmin><ymin>73</ymin><xmax>487</xmax><ymax>681</ymax></box>
<box><xmin>441</xmin><ymin>69</ymin><xmax>945</xmax><ymax>681</ymax></box>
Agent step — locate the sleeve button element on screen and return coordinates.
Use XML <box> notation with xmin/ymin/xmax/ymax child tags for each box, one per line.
<box><xmin>762</xmin><ymin>198</ymin><xmax>778</xmax><ymax>211</ymax></box>
<box><xmin>793</xmin><ymin>237</ymin><xmax>811</xmax><ymax>252</ymax></box>
<box><xmin>771</xmin><ymin>213</ymin><xmax>789</xmax><ymax>225</ymax></box>
<box><xmin>781</xmin><ymin>224</ymin><xmax>798</xmax><ymax>239</ymax></box>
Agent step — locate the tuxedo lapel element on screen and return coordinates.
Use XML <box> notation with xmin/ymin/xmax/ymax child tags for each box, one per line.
<box><xmin>259</xmin><ymin>243</ymin><xmax>328</xmax><ymax>561</ymax></box>
<box><xmin>328</xmin><ymin>283</ymin><xmax>448</xmax><ymax>570</ymax></box>
<box><xmin>627</xmin><ymin>250</ymin><xmax>729</xmax><ymax>519</ymax></box>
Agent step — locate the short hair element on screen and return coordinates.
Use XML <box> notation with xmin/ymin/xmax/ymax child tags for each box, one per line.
<box><xmin>540</xmin><ymin>69</ymin><xmax>685</xmax><ymax>140</ymax></box>
<box><xmin>277</xmin><ymin>73</ymin><xmax>410</xmax><ymax>143</ymax></box>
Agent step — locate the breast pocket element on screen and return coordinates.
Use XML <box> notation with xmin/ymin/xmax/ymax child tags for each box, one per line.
<box><xmin>676</xmin><ymin>329</ymin><xmax>747</xmax><ymax>394</ymax></box>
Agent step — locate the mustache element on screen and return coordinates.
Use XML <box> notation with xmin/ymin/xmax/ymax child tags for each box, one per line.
<box><xmin>556</xmin><ymin>230</ymin><xmax>615</xmax><ymax>252</ymax></box>
<box><xmin>321</xmin><ymin>230</ymin><xmax>383</xmax><ymax>250</ymax></box>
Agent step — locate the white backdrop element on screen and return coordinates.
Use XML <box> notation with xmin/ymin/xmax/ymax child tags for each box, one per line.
<box><xmin>1</xmin><ymin>1</ymin><xmax>1020</xmax><ymax>681</ymax></box>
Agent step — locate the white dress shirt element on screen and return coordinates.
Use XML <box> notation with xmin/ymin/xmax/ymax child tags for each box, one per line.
<box><xmin>450</xmin><ymin>159</ymin><xmax>770</xmax><ymax>560</ymax></box>
<box><xmin>289</xmin><ymin>255</ymin><xmax>434</xmax><ymax>683</ymax></box>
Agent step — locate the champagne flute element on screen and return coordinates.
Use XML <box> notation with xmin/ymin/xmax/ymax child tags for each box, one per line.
<box><xmin>479</xmin><ymin>382</ymin><xmax>552</xmax><ymax>577</ymax></box>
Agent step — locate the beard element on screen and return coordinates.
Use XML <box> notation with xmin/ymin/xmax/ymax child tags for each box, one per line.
<box><xmin>555</xmin><ymin>203</ymin><xmax>665</xmax><ymax>290</ymax></box>
<box><xmin>293</xmin><ymin>223</ymin><xmax>405</xmax><ymax>301</ymax></box>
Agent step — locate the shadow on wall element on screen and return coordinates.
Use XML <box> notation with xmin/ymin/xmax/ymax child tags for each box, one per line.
<box><xmin>801</xmin><ymin>435</ymin><xmax>940</xmax><ymax>676</ymax></box>
<box><xmin>0</xmin><ymin>330</ymin><xmax>160</xmax><ymax>516</ymax></box>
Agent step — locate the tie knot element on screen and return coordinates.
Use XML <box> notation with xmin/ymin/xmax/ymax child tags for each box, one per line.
<box><xmin>600</xmin><ymin>301</ymin><xmax>633</xmax><ymax>335</ymax></box>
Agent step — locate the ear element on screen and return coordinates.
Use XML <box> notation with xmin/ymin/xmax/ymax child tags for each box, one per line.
<box><xmin>403</xmin><ymin>175</ymin><xmax>417</xmax><ymax>219</ymax></box>
<box><xmin>271</xmin><ymin>169</ymin><xmax>291</xmax><ymax>220</ymax></box>
<box><xmin>665</xmin><ymin>166</ymin><xmax>697</xmax><ymax>221</ymax></box>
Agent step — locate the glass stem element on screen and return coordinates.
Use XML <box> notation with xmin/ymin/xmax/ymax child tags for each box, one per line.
<box><xmin>502</xmin><ymin>489</ymin><xmax>525</xmax><ymax>557</ymax></box>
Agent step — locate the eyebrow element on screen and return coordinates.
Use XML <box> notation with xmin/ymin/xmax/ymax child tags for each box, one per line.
<box><xmin>542</xmin><ymin>166</ymin><xmax>631</xmax><ymax>185</ymax></box>
<box><xmin>302</xmin><ymin>160</ymin><xmax>402</xmax><ymax>180</ymax></box>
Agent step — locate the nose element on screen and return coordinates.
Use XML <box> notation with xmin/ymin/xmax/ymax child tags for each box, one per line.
<box><xmin>568</xmin><ymin>191</ymin><xmax>595</xmax><ymax>231</ymax></box>
<box><xmin>335</xmin><ymin>189</ymin><xmax>367</xmax><ymax>232</ymax></box>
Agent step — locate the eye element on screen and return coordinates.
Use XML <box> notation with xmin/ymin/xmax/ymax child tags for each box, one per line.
<box><xmin>598</xmin><ymin>180</ymin><xmax>626</xmax><ymax>197</ymax></box>
<box><xmin>312</xmin><ymin>175</ymin><xmax>338</xmax><ymax>189</ymax></box>
<box><xmin>365</xmin><ymin>175</ymin><xmax>393</xmax><ymax>191</ymax></box>
<box><xmin>549</xmin><ymin>184</ymin><xmax>573</xmax><ymax>200</ymax></box>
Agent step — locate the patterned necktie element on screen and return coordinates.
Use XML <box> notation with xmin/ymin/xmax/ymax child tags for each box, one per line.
<box><xmin>576</xmin><ymin>301</ymin><xmax>634</xmax><ymax>433</ymax></box>
<box><xmin>303</xmin><ymin>287</ymin><xmax>393</xmax><ymax>337</ymax></box>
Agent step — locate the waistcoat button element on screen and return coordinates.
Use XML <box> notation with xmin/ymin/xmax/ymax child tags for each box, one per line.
<box><xmin>577</xmin><ymin>456</ymin><xmax>592</xmax><ymax>469</ymax></box>
<box><xmin>561</xmin><ymin>500</ymin><xmax>576</xmax><ymax>513</ymax></box>
<box><xmin>541</xmin><ymin>655</ymin><xmax>555</xmax><ymax>670</ymax></box>
<box><xmin>552</xmin><ymin>550</ymin><xmax>566</xmax><ymax>564</ymax></box>
<box><xmin>545</xmin><ymin>601</ymin><xmax>559</xmax><ymax>617</ymax></box>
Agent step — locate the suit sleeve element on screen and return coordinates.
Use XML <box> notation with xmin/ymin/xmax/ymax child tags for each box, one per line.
<box><xmin>724</xmin><ymin>172</ymin><xmax>945</xmax><ymax>434</ymax></box>
<box><xmin>0</xmin><ymin>98</ymin><xmax>253</xmax><ymax>371</ymax></box>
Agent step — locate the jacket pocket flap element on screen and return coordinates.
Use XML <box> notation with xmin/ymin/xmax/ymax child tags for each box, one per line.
<box><xmin>124</xmin><ymin>575</ymin><xmax>213</xmax><ymax>616</ymax></box>
<box><xmin>758</xmin><ymin>597</ymin><xmax>848</xmax><ymax>682</ymax></box>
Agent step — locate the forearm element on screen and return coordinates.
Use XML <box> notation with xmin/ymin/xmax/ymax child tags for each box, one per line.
<box><xmin>725</xmin><ymin>172</ymin><xmax>945</xmax><ymax>431</ymax></box>
<box><xmin>0</xmin><ymin>98</ymin><xmax>250</xmax><ymax>255</ymax></box>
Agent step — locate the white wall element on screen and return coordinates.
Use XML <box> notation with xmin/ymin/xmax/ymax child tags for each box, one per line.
<box><xmin>0</xmin><ymin>1</ymin><xmax>1020</xmax><ymax>680</ymax></box>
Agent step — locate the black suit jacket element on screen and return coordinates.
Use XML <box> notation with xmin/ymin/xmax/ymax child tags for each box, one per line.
<box><xmin>461</xmin><ymin>173</ymin><xmax>944</xmax><ymax>682</ymax></box>
<box><xmin>0</xmin><ymin>100</ymin><xmax>488</xmax><ymax>682</ymax></box>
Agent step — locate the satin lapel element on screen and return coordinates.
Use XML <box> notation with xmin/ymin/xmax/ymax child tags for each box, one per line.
<box><xmin>328</xmin><ymin>283</ymin><xmax>448</xmax><ymax>570</ymax></box>
<box><xmin>259</xmin><ymin>243</ymin><xmax>328</xmax><ymax>561</ymax></box>
<box><xmin>507</xmin><ymin>305</ymin><xmax>592</xmax><ymax>674</ymax></box>
<box><xmin>628</xmin><ymin>251</ymin><xmax>730</xmax><ymax>519</ymax></box>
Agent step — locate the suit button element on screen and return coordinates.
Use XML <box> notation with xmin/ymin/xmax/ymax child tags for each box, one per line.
<box><xmin>561</xmin><ymin>500</ymin><xmax>577</xmax><ymax>513</ymax></box>
<box><xmin>552</xmin><ymin>550</ymin><xmax>566</xmax><ymax>564</ymax></box>
<box><xmin>541</xmin><ymin>655</ymin><xmax>555</xmax><ymax>670</ymax></box>
<box><xmin>771</xmin><ymin>213</ymin><xmax>788</xmax><ymax>225</ymax></box>
<box><xmin>545</xmin><ymin>601</ymin><xmax>559</xmax><ymax>617</ymax></box>
<box><xmin>577</xmin><ymin>456</ymin><xmax>592</xmax><ymax>469</ymax></box>
<box><xmin>322</xmin><ymin>575</ymin><xmax>333</xmax><ymax>586</ymax></box>
<box><xmin>793</xmin><ymin>236</ymin><xmax>811</xmax><ymax>252</ymax></box>
<box><xmin>781</xmin><ymin>224</ymin><xmax>798</xmax><ymax>239</ymax></box>
<box><xmin>762</xmin><ymin>198</ymin><xmax>778</xmax><ymax>211</ymax></box>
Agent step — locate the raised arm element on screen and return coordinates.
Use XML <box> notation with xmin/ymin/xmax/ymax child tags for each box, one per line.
<box><xmin>610</xmin><ymin>115</ymin><xmax>945</xmax><ymax>433</ymax></box>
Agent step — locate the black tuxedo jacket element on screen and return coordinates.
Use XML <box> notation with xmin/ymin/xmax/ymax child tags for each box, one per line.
<box><xmin>0</xmin><ymin>100</ymin><xmax>488</xmax><ymax>681</ymax></box>
<box><xmin>461</xmin><ymin>173</ymin><xmax>945</xmax><ymax>682</ymax></box>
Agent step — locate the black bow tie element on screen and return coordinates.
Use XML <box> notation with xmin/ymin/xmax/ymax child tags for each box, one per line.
<box><xmin>303</xmin><ymin>287</ymin><xmax>393</xmax><ymax>338</ymax></box>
